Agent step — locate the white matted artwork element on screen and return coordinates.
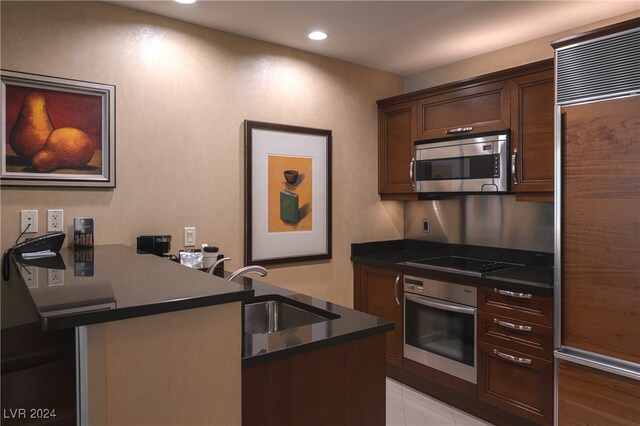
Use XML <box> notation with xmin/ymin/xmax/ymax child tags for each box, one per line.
<box><xmin>244</xmin><ymin>120</ymin><xmax>331</xmax><ymax>265</ymax></box>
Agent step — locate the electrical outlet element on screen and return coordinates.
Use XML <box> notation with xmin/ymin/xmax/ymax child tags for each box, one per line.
<box><xmin>47</xmin><ymin>209</ymin><xmax>64</xmax><ymax>232</ymax></box>
<box><xmin>184</xmin><ymin>227</ymin><xmax>196</xmax><ymax>247</ymax></box>
<box><xmin>23</xmin><ymin>265</ymin><xmax>38</xmax><ymax>288</ymax></box>
<box><xmin>48</xmin><ymin>269</ymin><xmax>64</xmax><ymax>286</ymax></box>
<box><xmin>20</xmin><ymin>210</ymin><xmax>38</xmax><ymax>233</ymax></box>
<box><xmin>423</xmin><ymin>219</ymin><xmax>430</xmax><ymax>233</ymax></box>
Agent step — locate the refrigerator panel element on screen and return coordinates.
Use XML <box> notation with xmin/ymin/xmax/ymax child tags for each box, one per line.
<box><xmin>560</xmin><ymin>95</ymin><xmax>640</xmax><ymax>365</ymax></box>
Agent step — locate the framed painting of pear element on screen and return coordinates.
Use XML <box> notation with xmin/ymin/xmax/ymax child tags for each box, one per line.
<box><xmin>1</xmin><ymin>70</ymin><xmax>115</xmax><ymax>187</ymax></box>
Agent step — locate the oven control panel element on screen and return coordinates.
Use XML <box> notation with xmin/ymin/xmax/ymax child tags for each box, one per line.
<box><xmin>404</xmin><ymin>275</ymin><xmax>477</xmax><ymax>307</ymax></box>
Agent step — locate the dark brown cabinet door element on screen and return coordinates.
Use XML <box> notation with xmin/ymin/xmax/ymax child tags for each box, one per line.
<box><xmin>378</xmin><ymin>101</ymin><xmax>417</xmax><ymax>199</ymax></box>
<box><xmin>415</xmin><ymin>80</ymin><xmax>510</xmax><ymax>140</ymax></box>
<box><xmin>353</xmin><ymin>264</ymin><xmax>403</xmax><ymax>367</ymax></box>
<box><xmin>478</xmin><ymin>342</ymin><xmax>553</xmax><ymax>425</ymax></box>
<box><xmin>558</xmin><ymin>360</ymin><xmax>640</xmax><ymax>425</ymax></box>
<box><xmin>561</xmin><ymin>95</ymin><xmax>640</xmax><ymax>364</ymax></box>
<box><xmin>510</xmin><ymin>69</ymin><xmax>554</xmax><ymax>197</ymax></box>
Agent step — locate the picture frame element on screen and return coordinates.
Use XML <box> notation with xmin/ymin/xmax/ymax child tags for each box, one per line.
<box><xmin>244</xmin><ymin>120</ymin><xmax>332</xmax><ymax>265</ymax></box>
<box><xmin>1</xmin><ymin>70</ymin><xmax>115</xmax><ymax>187</ymax></box>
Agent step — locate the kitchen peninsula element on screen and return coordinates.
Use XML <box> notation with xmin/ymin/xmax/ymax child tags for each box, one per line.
<box><xmin>1</xmin><ymin>245</ymin><xmax>392</xmax><ymax>425</ymax></box>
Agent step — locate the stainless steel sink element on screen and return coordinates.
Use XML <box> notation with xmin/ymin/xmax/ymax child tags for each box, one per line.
<box><xmin>244</xmin><ymin>298</ymin><xmax>337</xmax><ymax>334</ymax></box>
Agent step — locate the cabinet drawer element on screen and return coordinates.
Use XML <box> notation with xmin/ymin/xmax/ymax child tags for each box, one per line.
<box><xmin>478</xmin><ymin>286</ymin><xmax>553</xmax><ymax>326</ymax></box>
<box><xmin>478</xmin><ymin>341</ymin><xmax>553</xmax><ymax>425</ymax></box>
<box><xmin>416</xmin><ymin>80</ymin><xmax>510</xmax><ymax>140</ymax></box>
<box><xmin>478</xmin><ymin>311</ymin><xmax>553</xmax><ymax>359</ymax></box>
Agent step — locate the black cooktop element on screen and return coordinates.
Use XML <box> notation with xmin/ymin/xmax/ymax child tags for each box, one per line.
<box><xmin>405</xmin><ymin>256</ymin><xmax>523</xmax><ymax>277</ymax></box>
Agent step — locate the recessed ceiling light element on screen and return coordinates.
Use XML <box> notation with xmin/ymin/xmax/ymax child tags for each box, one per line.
<box><xmin>175</xmin><ymin>0</ymin><xmax>197</xmax><ymax>4</ymax></box>
<box><xmin>308</xmin><ymin>31</ymin><xmax>328</xmax><ymax>41</ymax></box>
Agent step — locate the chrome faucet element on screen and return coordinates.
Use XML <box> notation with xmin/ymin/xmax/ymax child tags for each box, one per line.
<box><xmin>227</xmin><ymin>265</ymin><xmax>268</xmax><ymax>281</ymax></box>
<box><xmin>207</xmin><ymin>256</ymin><xmax>231</xmax><ymax>275</ymax></box>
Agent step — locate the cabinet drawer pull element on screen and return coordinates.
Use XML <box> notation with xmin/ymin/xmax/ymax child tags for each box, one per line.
<box><xmin>446</xmin><ymin>126</ymin><xmax>473</xmax><ymax>134</ymax></box>
<box><xmin>494</xmin><ymin>318</ymin><xmax>532</xmax><ymax>332</ymax></box>
<box><xmin>495</xmin><ymin>288</ymin><xmax>532</xmax><ymax>299</ymax></box>
<box><xmin>511</xmin><ymin>148</ymin><xmax>518</xmax><ymax>185</ymax></box>
<box><xmin>394</xmin><ymin>274</ymin><xmax>401</xmax><ymax>306</ymax></box>
<box><xmin>493</xmin><ymin>349</ymin><xmax>532</xmax><ymax>365</ymax></box>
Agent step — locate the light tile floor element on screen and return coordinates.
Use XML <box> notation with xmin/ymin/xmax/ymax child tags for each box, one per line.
<box><xmin>386</xmin><ymin>378</ymin><xmax>494</xmax><ymax>426</ymax></box>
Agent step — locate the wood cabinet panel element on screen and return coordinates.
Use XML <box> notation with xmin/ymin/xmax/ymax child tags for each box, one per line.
<box><xmin>478</xmin><ymin>311</ymin><xmax>553</xmax><ymax>359</ymax></box>
<box><xmin>478</xmin><ymin>286</ymin><xmax>553</xmax><ymax>327</ymax></box>
<box><xmin>558</xmin><ymin>360</ymin><xmax>640</xmax><ymax>426</ymax></box>
<box><xmin>416</xmin><ymin>80</ymin><xmax>510</xmax><ymax>140</ymax></box>
<box><xmin>353</xmin><ymin>264</ymin><xmax>403</xmax><ymax>367</ymax></box>
<box><xmin>510</xmin><ymin>69</ymin><xmax>554</xmax><ymax>195</ymax></box>
<box><xmin>242</xmin><ymin>333</ymin><xmax>386</xmax><ymax>426</ymax></box>
<box><xmin>378</xmin><ymin>101</ymin><xmax>417</xmax><ymax>198</ymax></box>
<box><xmin>561</xmin><ymin>95</ymin><xmax>640</xmax><ymax>364</ymax></box>
<box><xmin>478</xmin><ymin>342</ymin><xmax>553</xmax><ymax>425</ymax></box>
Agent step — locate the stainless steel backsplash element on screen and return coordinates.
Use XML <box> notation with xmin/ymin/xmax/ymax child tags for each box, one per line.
<box><xmin>404</xmin><ymin>195</ymin><xmax>553</xmax><ymax>253</ymax></box>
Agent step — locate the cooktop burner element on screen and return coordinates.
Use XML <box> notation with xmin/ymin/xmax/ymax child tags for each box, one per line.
<box><xmin>405</xmin><ymin>256</ymin><xmax>523</xmax><ymax>277</ymax></box>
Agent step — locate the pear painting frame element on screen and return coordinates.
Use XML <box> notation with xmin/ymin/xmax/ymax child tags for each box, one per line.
<box><xmin>1</xmin><ymin>70</ymin><xmax>115</xmax><ymax>187</ymax></box>
<box><xmin>244</xmin><ymin>120</ymin><xmax>332</xmax><ymax>265</ymax></box>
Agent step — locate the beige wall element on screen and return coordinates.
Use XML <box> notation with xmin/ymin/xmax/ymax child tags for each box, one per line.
<box><xmin>0</xmin><ymin>1</ymin><xmax>405</xmax><ymax>307</ymax></box>
<box><xmin>405</xmin><ymin>11</ymin><xmax>640</xmax><ymax>92</ymax></box>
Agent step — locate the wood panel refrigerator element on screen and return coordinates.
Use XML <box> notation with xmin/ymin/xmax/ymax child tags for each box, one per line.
<box><xmin>553</xmin><ymin>19</ymin><xmax>640</xmax><ymax>425</ymax></box>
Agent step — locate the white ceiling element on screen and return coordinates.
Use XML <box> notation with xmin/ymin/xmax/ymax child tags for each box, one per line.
<box><xmin>110</xmin><ymin>1</ymin><xmax>639</xmax><ymax>76</ymax></box>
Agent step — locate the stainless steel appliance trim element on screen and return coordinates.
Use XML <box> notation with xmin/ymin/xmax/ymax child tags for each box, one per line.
<box><xmin>553</xmin><ymin>101</ymin><xmax>562</xmax><ymax>426</ymax></box>
<box><xmin>403</xmin><ymin>293</ymin><xmax>478</xmax><ymax>384</ymax></box>
<box><xmin>76</xmin><ymin>326</ymin><xmax>89</xmax><ymax>426</ymax></box>
<box><xmin>405</xmin><ymin>260</ymin><xmax>482</xmax><ymax>277</ymax></box>
<box><xmin>555</xmin><ymin>346</ymin><xmax>640</xmax><ymax>382</ymax></box>
<box><xmin>495</xmin><ymin>288</ymin><xmax>532</xmax><ymax>299</ymax></box>
<box><xmin>493</xmin><ymin>348</ymin><xmax>532</xmax><ymax>365</ymax></box>
<box><xmin>405</xmin><ymin>293</ymin><xmax>476</xmax><ymax>315</ymax></box>
<box><xmin>446</xmin><ymin>126</ymin><xmax>473</xmax><ymax>134</ymax></box>
<box><xmin>556</xmin><ymin>26</ymin><xmax>640</xmax><ymax>105</ymax></box>
<box><xmin>494</xmin><ymin>318</ymin><xmax>532</xmax><ymax>332</ymax></box>
<box><xmin>414</xmin><ymin>134</ymin><xmax>508</xmax><ymax>193</ymax></box>
<box><xmin>415</xmin><ymin>133</ymin><xmax>506</xmax><ymax>150</ymax></box>
<box><xmin>404</xmin><ymin>275</ymin><xmax>477</xmax><ymax>307</ymax></box>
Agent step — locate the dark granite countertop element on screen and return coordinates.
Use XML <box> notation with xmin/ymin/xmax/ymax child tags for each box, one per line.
<box><xmin>236</xmin><ymin>276</ymin><xmax>394</xmax><ymax>368</ymax></box>
<box><xmin>7</xmin><ymin>244</ymin><xmax>254</xmax><ymax>330</ymax></box>
<box><xmin>351</xmin><ymin>239</ymin><xmax>553</xmax><ymax>293</ymax></box>
<box><xmin>4</xmin><ymin>244</ymin><xmax>393</xmax><ymax>368</ymax></box>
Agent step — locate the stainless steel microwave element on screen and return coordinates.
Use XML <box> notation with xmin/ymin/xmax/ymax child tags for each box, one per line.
<box><xmin>412</xmin><ymin>131</ymin><xmax>509</xmax><ymax>194</ymax></box>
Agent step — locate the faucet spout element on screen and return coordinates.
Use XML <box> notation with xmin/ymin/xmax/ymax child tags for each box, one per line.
<box><xmin>207</xmin><ymin>257</ymin><xmax>231</xmax><ymax>274</ymax></box>
<box><xmin>227</xmin><ymin>265</ymin><xmax>268</xmax><ymax>281</ymax></box>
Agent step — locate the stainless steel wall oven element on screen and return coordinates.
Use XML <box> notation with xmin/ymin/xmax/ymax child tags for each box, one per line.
<box><xmin>404</xmin><ymin>275</ymin><xmax>477</xmax><ymax>383</ymax></box>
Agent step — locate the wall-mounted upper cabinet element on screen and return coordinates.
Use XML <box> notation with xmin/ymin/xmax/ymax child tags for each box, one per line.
<box><xmin>510</xmin><ymin>69</ymin><xmax>555</xmax><ymax>201</ymax></box>
<box><xmin>415</xmin><ymin>80</ymin><xmax>511</xmax><ymax>140</ymax></box>
<box><xmin>377</xmin><ymin>60</ymin><xmax>554</xmax><ymax>201</ymax></box>
<box><xmin>378</xmin><ymin>101</ymin><xmax>418</xmax><ymax>200</ymax></box>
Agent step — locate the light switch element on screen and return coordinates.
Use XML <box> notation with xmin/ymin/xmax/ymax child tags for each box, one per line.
<box><xmin>184</xmin><ymin>227</ymin><xmax>196</xmax><ymax>247</ymax></box>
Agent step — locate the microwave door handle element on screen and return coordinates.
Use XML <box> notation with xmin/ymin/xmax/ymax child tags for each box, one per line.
<box><xmin>409</xmin><ymin>157</ymin><xmax>416</xmax><ymax>189</ymax></box>
<box><xmin>511</xmin><ymin>148</ymin><xmax>518</xmax><ymax>185</ymax></box>
<box><xmin>405</xmin><ymin>293</ymin><xmax>475</xmax><ymax>315</ymax></box>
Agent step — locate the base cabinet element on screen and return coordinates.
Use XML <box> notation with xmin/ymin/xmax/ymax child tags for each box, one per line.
<box><xmin>353</xmin><ymin>263</ymin><xmax>403</xmax><ymax>367</ymax></box>
<box><xmin>478</xmin><ymin>342</ymin><xmax>553</xmax><ymax>425</ymax></box>
<box><xmin>242</xmin><ymin>334</ymin><xmax>386</xmax><ymax>426</ymax></box>
<box><xmin>557</xmin><ymin>360</ymin><xmax>640</xmax><ymax>425</ymax></box>
<box><xmin>478</xmin><ymin>285</ymin><xmax>554</xmax><ymax>425</ymax></box>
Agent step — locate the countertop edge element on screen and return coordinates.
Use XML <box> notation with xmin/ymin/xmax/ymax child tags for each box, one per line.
<box><xmin>40</xmin><ymin>289</ymin><xmax>254</xmax><ymax>330</ymax></box>
<box><xmin>241</xmin><ymin>322</ymin><xmax>394</xmax><ymax>368</ymax></box>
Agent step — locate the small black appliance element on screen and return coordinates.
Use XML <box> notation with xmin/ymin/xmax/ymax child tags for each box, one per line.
<box><xmin>137</xmin><ymin>235</ymin><xmax>172</xmax><ymax>256</ymax></box>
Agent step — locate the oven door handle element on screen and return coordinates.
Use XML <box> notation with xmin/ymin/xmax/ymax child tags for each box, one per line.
<box><xmin>405</xmin><ymin>293</ymin><xmax>476</xmax><ymax>315</ymax></box>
